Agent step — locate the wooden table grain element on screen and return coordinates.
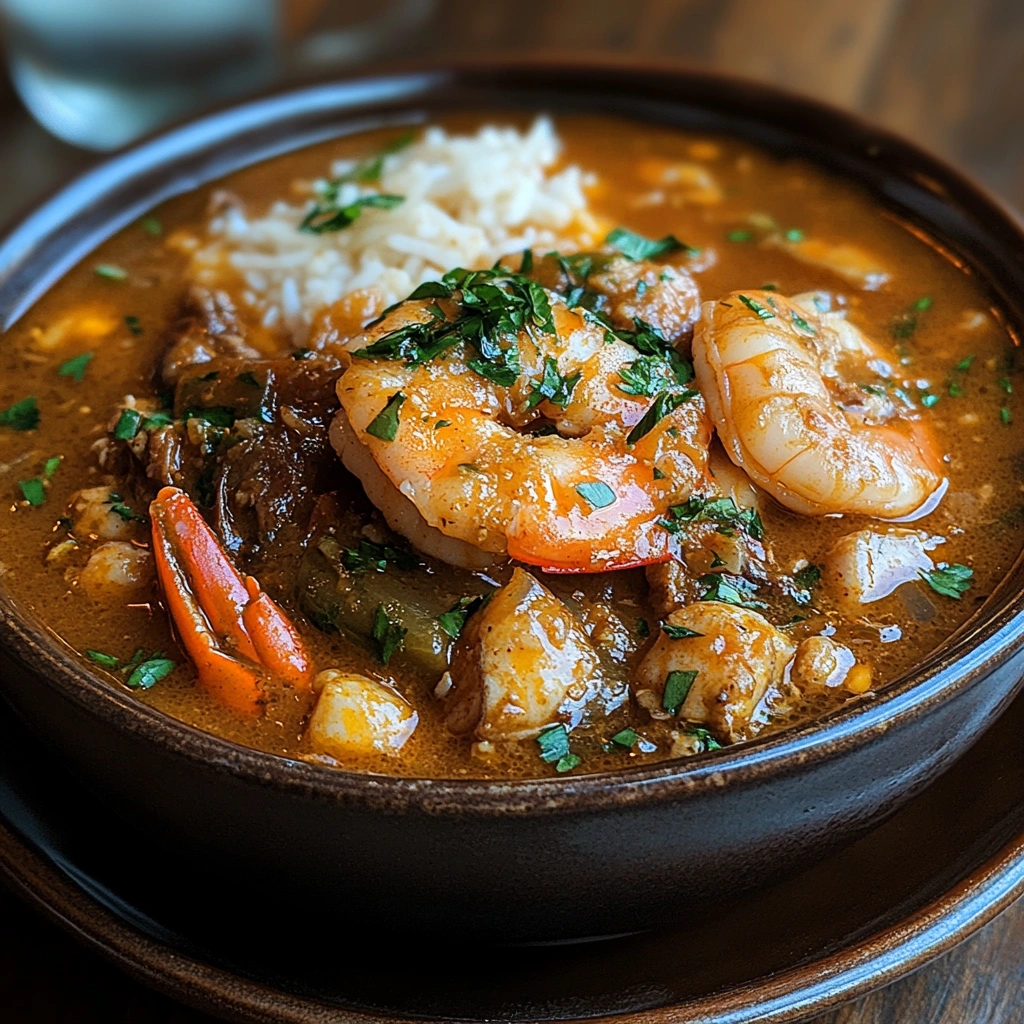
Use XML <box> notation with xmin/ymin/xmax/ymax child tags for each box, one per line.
<box><xmin>2</xmin><ymin>0</ymin><xmax>1024</xmax><ymax>1020</ymax></box>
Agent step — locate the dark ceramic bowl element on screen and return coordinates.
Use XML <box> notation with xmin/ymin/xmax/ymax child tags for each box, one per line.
<box><xmin>2</xmin><ymin>61</ymin><xmax>1024</xmax><ymax>944</ymax></box>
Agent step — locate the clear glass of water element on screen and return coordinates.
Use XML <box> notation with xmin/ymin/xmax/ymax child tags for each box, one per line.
<box><xmin>0</xmin><ymin>0</ymin><xmax>434</xmax><ymax>150</ymax></box>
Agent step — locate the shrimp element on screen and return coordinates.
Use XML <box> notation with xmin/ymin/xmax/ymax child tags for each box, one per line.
<box><xmin>692</xmin><ymin>290</ymin><xmax>945</xmax><ymax>519</ymax></box>
<box><xmin>330</xmin><ymin>266</ymin><xmax>714</xmax><ymax>572</ymax></box>
<box><xmin>633</xmin><ymin>601</ymin><xmax>858</xmax><ymax>744</ymax></box>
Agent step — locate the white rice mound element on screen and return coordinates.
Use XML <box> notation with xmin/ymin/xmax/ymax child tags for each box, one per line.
<box><xmin>186</xmin><ymin>117</ymin><xmax>601</xmax><ymax>342</ymax></box>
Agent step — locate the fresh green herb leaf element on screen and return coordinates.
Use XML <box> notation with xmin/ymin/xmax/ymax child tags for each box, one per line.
<box><xmin>653</xmin><ymin>466</ymin><xmax>666</xmax><ymax>480</ymax></box>
<box><xmin>182</xmin><ymin>406</ymin><xmax>235</xmax><ymax>428</ymax></box>
<box><xmin>784</xmin><ymin>227</ymin><xmax>805</xmax><ymax>242</ymax></box>
<box><xmin>626</xmin><ymin>389</ymin><xmax>699</xmax><ymax>445</ymax></box>
<box><xmin>0</xmin><ymin>396</ymin><xmax>39</xmax><ymax>431</ymax></box>
<box><xmin>699</xmin><ymin>571</ymin><xmax>765</xmax><ymax>608</ymax></box>
<box><xmin>43</xmin><ymin>456</ymin><xmax>61</xmax><ymax>478</ymax></box>
<box><xmin>126</xmin><ymin>657</ymin><xmax>176</xmax><ymax>689</ymax></box>
<box><xmin>1001</xmin><ymin>407</ymin><xmax>1013</xmax><ymax>425</ymax></box>
<box><xmin>998</xmin><ymin>377</ymin><xmax>1013</xmax><ymax>394</ymax></box>
<box><xmin>437</xmin><ymin>596</ymin><xmax>485</xmax><ymax>639</ymax></box>
<box><xmin>790</xmin><ymin>310</ymin><xmax>815</xmax><ymax>334</ymax></box>
<box><xmin>366</xmin><ymin>392</ymin><xmax>406</xmax><ymax>442</ymax></box>
<box><xmin>920</xmin><ymin>392</ymin><xmax>940</xmax><ymax>408</ymax></box>
<box><xmin>468</xmin><ymin>358</ymin><xmax>519</xmax><ymax>386</ymax></box>
<box><xmin>86</xmin><ymin>649</ymin><xmax>120</xmax><ymax>669</ymax></box>
<box><xmin>793</xmin><ymin>564</ymin><xmax>822</xmax><ymax>590</ymax></box>
<box><xmin>914</xmin><ymin>296</ymin><xmax>934</xmax><ymax>311</ymax></box>
<box><xmin>727</xmin><ymin>229</ymin><xmax>755</xmax><ymax>243</ymax></box>
<box><xmin>954</xmin><ymin>355</ymin><xmax>975</xmax><ymax>371</ymax></box>
<box><xmin>575</xmin><ymin>481</ymin><xmax>616</xmax><ymax>510</ymax></box>
<box><xmin>291</xmin><ymin>348</ymin><xmax>313</xmax><ymax>360</ymax></box>
<box><xmin>682</xmin><ymin>727</ymin><xmax>721</xmax><ymax>752</ymax></box>
<box><xmin>18</xmin><ymin>478</ymin><xmax>45</xmax><ymax>505</ymax></box>
<box><xmin>113</xmin><ymin>408</ymin><xmax>143</xmax><ymax>440</ymax></box>
<box><xmin>125</xmin><ymin>315</ymin><xmax>143</xmax><ymax>336</ymax></box>
<box><xmin>661</xmin><ymin>623</ymin><xmax>704</xmax><ymax>639</ymax></box>
<box><xmin>141</xmin><ymin>411</ymin><xmax>173</xmax><ymax>430</ymax></box>
<box><xmin>58</xmin><ymin>352</ymin><xmax>93</xmax><ymax>382</ymax></box>
<box><xmin>108</xmin><ymin>499</ymin><xmax>148</xmax><ymax>523</ymax></box>
<box><xmin>140</xmin><ymin>217</ymin><xmax>162</xmax><ymax>236</ymax></box>
<box><xmin>610</xmin><ymin>728</ymin><xmax>639</xmax><ymax>749</ymax></box>
<box><xmin>663</xmin><ymin>669</ymin><xmax>698</xmax><ymax>714</ymax></box>
<box><xmin>94</xmin><ymin>263</ymin><xmax>128</xmax><ymax>281</ymax></box>
<box><xmin>371</xmin><ymin>604</ymin><xmax>406</xmax><ymax>664</ymax></box>
<box><xmin>555</xmin><ymin>753</ymin><xmax>582</xmax><ymax>773</ymax></box>
<box><xmin>527</xmin><ymin>356</ymin><xmax>580</xmax><ymax>409</ymax></box>
<box><xmin>520</xmin><ymin>248</ymin><xmax>534</xmax><ymax>273</ymax></box>
<box><xmin>537</xmin><ymin>723</ymin><xmax>573</xmax><ymax>765</ymax></box>
<box><xmin>636</xmin><ymin>617</ymin><xmax>650</xmax><ymax>638</ymax></box>
<box><xmin>737</xmin><ymin>294</ymin><xmax>774</xmax><ymax>320</ymax></box>
<box><xmin>341</xmin><ymin>538</ymin><xmax>419</xmax><ymax>574</ymax></box>
<box><xmin>919</xmin><ymin>563</ymin><xmax>973</xmax><ymax>599</ymax></box>
<box><xmin>892</xmin><ymin>296</ymin><xmax>933</xmax><ymax>339</ymax></box>
<box><xmin>658</xmin><ymin>495</ymin><xmax>764</xmax><ymax>540</ymax></box>
<box><xmin>948</xmin><ymin>380</ymin><xmax>964</xmax><ymax>398</ymax></box>
<box><xmin>300</xmin><ymin>193</ymin><xmax>405</xmax><ymax>234</ymax></box>
<box><xmin>605</xmin><ymin>227</ymin><xmax>686</xmax><ymax>261</ymax></box>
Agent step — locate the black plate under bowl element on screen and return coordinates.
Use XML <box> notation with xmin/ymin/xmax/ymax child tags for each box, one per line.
<box><xmin>1</xmin><ymin>683</ymin><xmax>1023</xmax><ymax>1024</ymax></box>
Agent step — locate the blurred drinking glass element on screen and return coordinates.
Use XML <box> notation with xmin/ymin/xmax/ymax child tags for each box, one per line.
<box><xmin>0</xmin><ymin>0</ymin><xmax>433</xmax><ymax>150</ymax></box>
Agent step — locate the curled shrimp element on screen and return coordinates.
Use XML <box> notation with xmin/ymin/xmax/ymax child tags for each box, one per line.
<box><xmin>328</xmin><ymin>267</ymin><xmax>714</xmax><ymax>572</ymax></box>
<box><xmin>692</xmin><ymin>290</ymin><xmax>945</xmax><ymax>519</ymax></box>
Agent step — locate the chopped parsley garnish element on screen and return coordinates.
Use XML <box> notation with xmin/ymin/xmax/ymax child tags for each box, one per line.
<box><xmin>94</xmin><ymin>263</ymin><xmax>128</xmax><ymax>281</ymax></box>
<box><xmin>575</xmin><ymin>481</ymin><xmax>616</xmax><ymax>510</ymax></box>
<box><xmin>371</xmin><ymin>604</ymin><xmax>406</xmax><ymax>664</ymax></box>
<box><xmin>727</xmin><ymin>229</ymin><xmax>754</xmax><ymax>243</ymax></box>
<box><xmin>527</xmin><ymin>356</ymin><xmax>581</xmax><ymax>409</ymax></box>
<box><xmin>182</xmin><ymin>406</ymin><xmax>235</xmax><ymax>427</ymax></box>
<box><xmin>784</xmin><ymin>227</ymin><xmax>805</xmax><ymax>242</ymax></box>
<box><xmin>793</xmin><ymin>564</ymin><xmax>822</xmax><ymax>590</ymax></box>
<box><xmin>892</xmin><ymin>296</ymin><xmax>933</xmax><ymax>339</ymax></box>
<box><xmin>18</xmin><ymin>477</ymin><xmax>46</xmax><ymax>506</ymax></box>
<box><xmin>58</xmin><ymin>352</ymin><xmax>93</xmax><ymax>382</ymax></box>
<box><xmin>437</xmin><ymin>595</ymin><xmax>485</xmax><ymax>639</ymax></box>
<box><xmin>737</xmin><ymin>294</ymin><xmax>774</xmax><ymax>320</ymax></box>
<box><xmin>113</xmin><ymin>408</ymin><xmax>143</xmax><ymax>440</ymax></box>
<box><xmin>125</xmin><ymin>315</ymin><xmax>143</xmax><ymax>336</ymax></box>
<box><xmin>998</xmin><ymin>377</ymin><xmax>1013</xmax><ymax>394</ymax></box>
<box><xmin>44</xmin><ymin>456</ymin><xmax>61</xmax><ymax>478</ymax></box>
<box><xmin>920</xmin><ymin>392</ymin><xmax>940</xmax><ymax>408</ymax></box>
<box><xmin>141</xmin><ymin>411</ymin><xmax>173</xmax><ymax>430</ymax></box>
<box><xmin>106</xmin><ymin>493</ymin><xmax>148</xmax><ymax>523</ymax></box>
<box><xmin>618</xmin><ymin>352</ymin><xmax>693</xmax><ymax>396</ymax></box>
<box><xmin>536</xmin><ymin>723</ymin><xmax>580</xmax><ymax>772</ymax></box>
<box><xmin>663</xmin><ymin>669</ymin><xmax>698</xmax><ymax>714</ymax></box>
<box><xmin>0</xmin><ymin>396</ymin><xmax>39</xmax><ymax>431</ymax></box>
<box><xmin>610</xmin><ymin>728</ymin><xmax>639</xmax><ymax>749</ymax></box>
<box><xmin>300</xmin><ymin>192</ymin><xmax>405</xmax><ymax>234</ymax></box>
<box><xmin>658</xmin><ymin>495</ymin><xmax>764</xmax><ymax>540</ymax></box>
<box><xmin>605</xmin><ymin>227</ymin><xmax>688</xmax><ymax>261</ymax></box>
<box><xmin>955</xmin><ymin>355</ymin><xmax>975</xmax><ymax>371</ymax></box>
<box><xmin>626</xmin><ymin>389</ymin><xmax>699</xmax><ymax>445</ymax></box>
<box><xmin>683</xmin><ymin>727</ymin><xmax>721</xmax><ymax>753</ymax></box>
<box><xmin>140</xmin><ymin>217</ymin><xmax>162</xmax><ymax>236</ymax></box>
<box><xmin>699</xmin><ymin>571</ymin><xmax>765</xmax><ymax>608</ymax></box>
<box><xmin>661</xmin><ymin>623</ymin><xmax>704</xmax><ymax>639</ymax></box>
<box><xmin>355</xmin><ymin>266</ymin><xmax>548</xmax><ymax>388</ymax></box>
<box><xmin>1001</xmin><ymin>407</ymin><xmax>1013</xmax><ymax>425</ymax></box>
<box><xmin>919</xmin><ymin>563</ymin><xmax>973</xmax><ymax>599</ymax></box>
<box><xmin>341</xmin><ymin>538</ymin><xmax>419</xmax><ymax>574</ymax></box>
<box><xmin>636</xmin><ymin>617</ymin><xmax>650</xmax><ymax>638</ymax></box>
<box><xmin>948</xmin><ymin>381</ymin><xmax>964</xmax><ymax>398</ymax></box>
<box><xmin>790</xmin><ymin>309</ymin><xmax>815</xmax><ymax>334</ymax></box>
<box><xmin>126</xmin><ymin>657</ymin><xmax>177</xmax><ymax>689</ymax></box>
<box><xmin>365</xmin><ymin>391</ymin><xmax>406</xmax><ymax>442</ymax></box>
<box><xmin>86</xmin><ymin>649</ymin><xmax>120</xmax><ymax>669</ymax></box>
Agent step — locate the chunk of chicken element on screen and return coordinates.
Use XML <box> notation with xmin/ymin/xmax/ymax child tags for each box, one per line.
<box><xmin>78</xmin><ymin>542</ymin><xmax>153</xmax><ymax>597</ymax></box>
<box><xmin>634</xmin><ymin>601</ymin><xmax>796</xmax><ymax>744</ymax></box>
<box><xmin>789</xmin><ymin>636</ymin><xmax>856</xmax><ymax>691</ymax></box>
<box><xmin>307</xmin><ymin>670</ymin><xmax>417</xmax><ymax>759</ymax></box>
<box><xmin>70</xmin><ymin>486</ymin><xmax>137</xmax><ymax>541</ymax></box>
<box><xmin>444</xmin><ymin>568</ymin><xmax>624</xmax><ymax>741</ymax></box>
<box><xmin>825</xmin><ymin>528</ymin><xmax>944</xmax><ymax>614</ymax></box>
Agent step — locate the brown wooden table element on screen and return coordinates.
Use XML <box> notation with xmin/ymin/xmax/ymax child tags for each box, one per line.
<box><xmin>2</xmin><ymin>0</ymin><xmax>1024</xmax><ymax>1019</ymax></box>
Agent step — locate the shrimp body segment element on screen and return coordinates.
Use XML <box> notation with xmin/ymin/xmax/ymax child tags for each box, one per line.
<box><xmin>333</xmin><ymin>281</ymin><xmax>714</xmax><ymax>572</ymax></box>
<box><xmin>150</xmin><ymin>486</ymin><xmax>313</xmax><ymax>715</ymax></box>
<box><xmin>692</xmin><ymin>291</ymin><xmax>944</xmax><ymax>519</ymax></box>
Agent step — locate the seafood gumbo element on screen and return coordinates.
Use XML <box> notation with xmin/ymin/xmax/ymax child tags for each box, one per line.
<box><xmin>1</xmin><ymin>115</ymin><xmax>1020</xmax><ymax>779</ymax></box>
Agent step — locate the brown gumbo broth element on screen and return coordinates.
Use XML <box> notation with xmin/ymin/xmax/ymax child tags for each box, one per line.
<box><xmin>1</xmin><ymin>114</ymin><xmax>1021</xmax><ymax>779</ymax></box>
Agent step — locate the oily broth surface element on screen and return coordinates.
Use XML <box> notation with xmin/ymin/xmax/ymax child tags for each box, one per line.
<box><xmin>0</xmin><ymin>114</ymin><xmax>1022</xmax><ymax>779</ymax></box>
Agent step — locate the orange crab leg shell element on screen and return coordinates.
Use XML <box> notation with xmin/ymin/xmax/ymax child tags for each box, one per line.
<box><xmin>242</xmin><ymin>576</ymin><xmax>312</xmax><ymax>690</ymax></box>
<box><xmin>151</xmin><ymin>486</ymin><xmax>258</xmax><ymax>663</ymax></box>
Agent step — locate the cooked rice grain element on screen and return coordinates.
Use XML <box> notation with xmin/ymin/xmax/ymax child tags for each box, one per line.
<box><xmin>185</xmin><ymin>118</ymin><xmax>600</xmax><ymax>342</ymax></box>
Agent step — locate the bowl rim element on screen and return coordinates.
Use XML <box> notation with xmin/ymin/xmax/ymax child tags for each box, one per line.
<box><xmin>3</xmin><ymin>55</ymin><xmax>1024</xmax><ymax>813</ymax></box>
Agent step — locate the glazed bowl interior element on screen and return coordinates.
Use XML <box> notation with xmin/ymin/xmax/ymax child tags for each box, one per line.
<box><xmin>3</xmin><ymin>60</ymin><xmax>1024</xmax><ymax>808</ymax></box>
